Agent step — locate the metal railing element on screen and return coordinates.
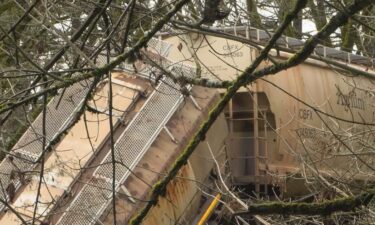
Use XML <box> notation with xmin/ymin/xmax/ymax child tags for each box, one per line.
<box><xmin>56</xmin><ymin>39</ymin><xmax>193</xmax><ymax>225</ymax></box>
<box><xmin>0</xmin><ymin>80</ymin><xmax>90</xmax><ymax>211</ymax></box>
<box><xmin>56</xmin><ymin>74</ymin><xmax>192</xmax><ymax>224</ymax></box>
<box><xmin>0</xmin><ymin>37</ymin><xmax>173</xmax><ymax>212</ymax></box>
<box><xmin>209</xmin><ymin>26</ymin><xmax>375</xmax><ymax>67</ymax></box>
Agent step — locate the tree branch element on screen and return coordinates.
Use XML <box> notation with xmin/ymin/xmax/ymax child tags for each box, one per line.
<box><xmin>0</xmin><ymin>0</ymin><xmax>191</xmax><ymax>115</ymax></box>
<box><xmin>235</xmin><ymin>188</ymin><xmax>375</xmax><ymax>216</ymax></box>
<box><xmin>129</xmin><ymin>0</ymin><xmax>308</xmax><ymax>224</ymax></box>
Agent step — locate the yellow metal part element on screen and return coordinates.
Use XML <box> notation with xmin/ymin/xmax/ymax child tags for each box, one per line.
<box><xmin>198</xmin><ymin>193</ymin><xmax>221</xmax><ymax>225</ymax></box>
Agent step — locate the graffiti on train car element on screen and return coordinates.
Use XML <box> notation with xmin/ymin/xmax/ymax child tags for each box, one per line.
<box><xmin>336</xmin><ymin>89</ymin><xmax>365</xmax><ymax>111</ymax></box>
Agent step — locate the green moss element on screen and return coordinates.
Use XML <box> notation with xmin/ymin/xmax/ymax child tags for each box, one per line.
<box><xmin>236</xmin><ymin>189</ymin><xmax>375</xmax><ymax>216</ymax></box>
<box><xmin>128</xmin><ymin>0</ymin><xmax>375</xmax><ymax>223</ymax></box>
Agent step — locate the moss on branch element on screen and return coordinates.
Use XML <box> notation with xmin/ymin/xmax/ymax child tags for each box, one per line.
<box><xmin>0</xmin><ymin>0</ymin><xmax>191</xmax><ymax>115</ymax></box>
<box><xmin>129</xmin><ymin>1</ymin><xmax>309</xmax><ymax>224</ymax></box>
<box><xmin>235</xmin><ymin>189</ymin><xmax>375</xmax><ymax>216</ymax></box>
<box><xmin>128</xmin><ymin>0</ymin><xmax>374</xmax><ymax>224</ymax></box>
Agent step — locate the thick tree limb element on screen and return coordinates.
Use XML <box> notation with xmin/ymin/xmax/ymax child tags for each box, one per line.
<box><xmin>129</xmin><ymin>0</ymin><xmax>308</xmax><ymax>224</ymax></box>
<box><xmin>246</xmin><ymin>0</ymin><xmax>374</xmax><ymax>83</ymax></box>
<box><xmin>0</xmin><ymin>0</ymin><xmax>41</xmax><ymax>42</ymax></box>
<box><xmin>173</xmin><ymin>22</ymin><xmax>375</xmax><ymax>81</ymax></box>
<box><xmin>0</xmin><ymin>0</ymin><xmax>110</xmax><ymax>128</ymax></box>
<box><xmin>235</xmin><ymin>189</ymin><xmax>375</xmax><ymax>216</ymax></box>
<box><xmin>128</xmin><ymin>0</ymin><xmax>374</xmax><ymax>224</ymax></box>
<box><xmin>0</xmin><ymin>0</ymin><xmax>190</xmax><ymax>115</ymax></box>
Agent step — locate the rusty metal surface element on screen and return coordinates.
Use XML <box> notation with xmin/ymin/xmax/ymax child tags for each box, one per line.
<box><xmin>164</xmin><ymin>34</ymin><xmax>375</xmax><ymax>181</ymax></box>
<box><xmin>102</xmin><ymin>86</ymin><xmax>223</xmax><ymax>225</ymax></box>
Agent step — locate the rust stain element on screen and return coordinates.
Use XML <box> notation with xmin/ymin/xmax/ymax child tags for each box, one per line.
<box><xmin>143</xmin><ymin>164</ymin><xmax>197</xmax><ymax>225</ymax></box>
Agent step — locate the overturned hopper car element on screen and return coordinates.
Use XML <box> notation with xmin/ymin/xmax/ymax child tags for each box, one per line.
<box><xmin>161</xmin><ymin>27</ymin><xmax>375</xmax><ymax>194</ymax></box>
<box><xmin>1</xmin><ymin>28</ymin><xmax>375</xmax><ymax>224</ymax></box>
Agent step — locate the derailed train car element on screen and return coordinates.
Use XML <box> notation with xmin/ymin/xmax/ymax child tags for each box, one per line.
<box><xmin>0</xmin><ymin>38</ymin><xmax>229</xmax><ymax>224</ymax></box>
<box><xmin>1</xmin><ymin>28</ymin><xmax>375</xmax><ymax>224</ymax></box>
<box><xmin>161</xmin><ymin>27</ymin><xmax>375</xmax><ymax>196</ymax></box>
